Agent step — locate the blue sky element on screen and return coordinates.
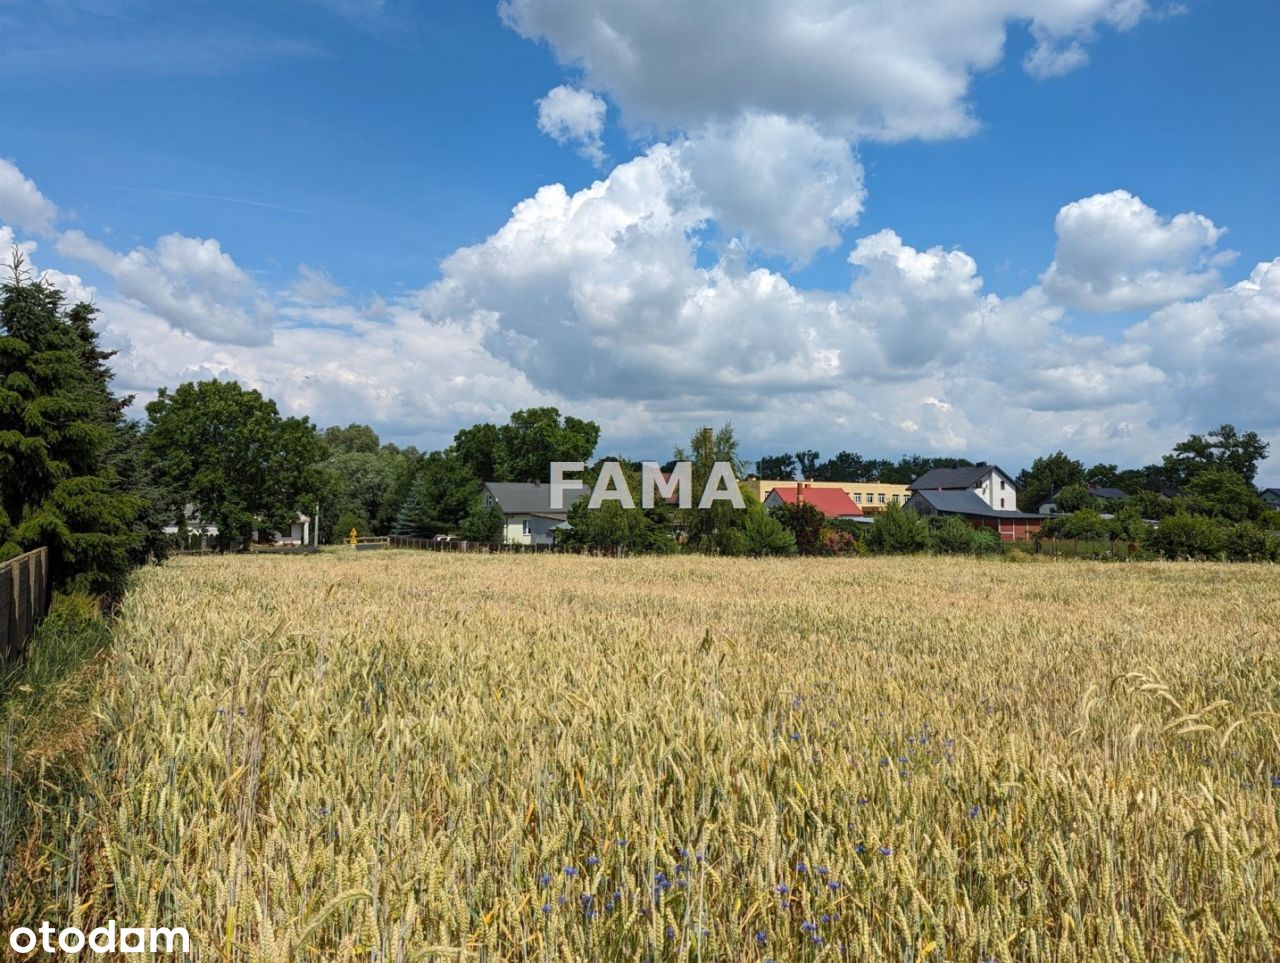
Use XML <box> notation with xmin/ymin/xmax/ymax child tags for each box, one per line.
<box><xmin>2</xmin><ymin>0</ymin><xmax>1278</xmax><ymax>482</ymax></box>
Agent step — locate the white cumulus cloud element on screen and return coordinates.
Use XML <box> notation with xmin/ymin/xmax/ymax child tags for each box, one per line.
<box><xmin>681</xmin><ymin>113</ymin><xmax>865</xmax><ymax>263</ymax></box>
<box><xmin>536</xmin><ymin>85</ymin><xmax>608</xmax><ymax>166</ymax></box>
<box><xmin>0</xmin><ymin>158</ymin><xmax>58</xmax><ymax>236</ymax></box>
<box><xmin>57</xmin><ymin>229</ymin><xmax>276</xmax><ymax>346</ymax></box>
<box><xmin>1042</xmin><ymin>190</ymin><xmax>1230</xmax><ymax>312</ymax></box>
<box><xmin>502</xmin><ymin>0</ymin><xmax>1153</xmax><ymax>141</ymax></box>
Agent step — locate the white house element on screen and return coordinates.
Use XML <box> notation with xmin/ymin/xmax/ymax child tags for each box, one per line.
<box><xmin>908</xmin><ymin>465</ymin><xmax>1020</xmax><ymax>513</ymax></box>
<box><xmin>482</xmin><ymin>482</ymin><xmax>587</xmax><ymax>546</ymax></box>
<box><xmin>161</xmin><ymin>504</ymin><xmax>219</xmax><ymax>550</ymax></box>
<box><xmin>274</xmin><ymin>514</ymin><xmax>312</xmax><ymax>545</ymax></box>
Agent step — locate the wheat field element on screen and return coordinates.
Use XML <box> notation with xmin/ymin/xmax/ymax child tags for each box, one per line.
<box><xmin>6</xmin><ymin>551</ymin><xmax>1280</xmax><ymax>961</ymax></box>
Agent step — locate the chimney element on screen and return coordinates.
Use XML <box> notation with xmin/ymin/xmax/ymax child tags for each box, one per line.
<box><xmin>797</xmin><ymin>482</ymin><xmax>803</xmax><ymax>505</ymax></box>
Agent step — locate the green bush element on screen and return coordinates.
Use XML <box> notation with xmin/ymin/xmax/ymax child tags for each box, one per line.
<box><xmin>972</xmin><ymin>528</ymin><xmax>1002</xmax><ymax>555</ymax></box>
<box><xmin>744</xmin><ymin>502</ymin><xmax>797</xmax><ymax>556</ymax></box>
<box><xmin>1143</xmin><ymin>512</ymin><xmax>1226</xmax><ymax>560</ymax></box>
<box><xmin>930</xmin><ymin>516</ymin><xmax>980</xmax><ymax>555</ymax></box>
<box><xmin>1223</xmin><ymin>522</ymin><xmax>1280</xmax><ymax>562</ymax></box>
<box><xmin>865</xmin><ymin>504</ymin><xmax>930</xmax><ymax>555</ymax></box>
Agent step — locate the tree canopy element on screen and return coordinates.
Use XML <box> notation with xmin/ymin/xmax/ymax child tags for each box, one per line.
<box><xmin>145</xmin><ymin>380</ymin><xmax>324</xmax><ymax>551</ymax></box>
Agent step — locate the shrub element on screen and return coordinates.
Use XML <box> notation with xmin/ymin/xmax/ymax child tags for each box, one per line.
<box><xmin>1223</xmin><ymin>522</ymin><xmax>1279</xmax><ymax>562</ymax></box>
<box><xmin>743</xmin><ymin>502</ymin><xmax>797</xmax><ymax>556</ymax></box>
<box><xmin>1143</xmin><ymin>512</ymin><xmax>1226</xmax><ymax>560</ymax></box>
<box><xmin>930</xmin><ymin>516</ymin><xmax>980</xmax><ymax>555</ymax></box>
<box><xmin>1061</xmin><ymin>509</ymin><xmax>1120</xmax><ymax>540</ymax></box>
<box><xmin>817</xmin><ymin>526</ymin><xmax>861</xmax><ymax>556</ymax></box>
<box><xmin>865</xmin><ymin>504</ymin><xmax>930</xmax><ymax>555</ymax></box>
<box><xmin>770</xmin><ymin>502</ymin><xmax>826</xmax><ymax>555</ymax></box>
<box><xmin>972</xmin><ymin>528</ymin><xmax>1002</xmax><ymax>555</ymax></box>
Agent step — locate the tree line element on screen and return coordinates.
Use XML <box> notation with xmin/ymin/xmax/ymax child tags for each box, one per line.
<box><xmin>3</xmin><ymin>261</ymin><xmax>1276</xmax><ymax>601</ymax></box>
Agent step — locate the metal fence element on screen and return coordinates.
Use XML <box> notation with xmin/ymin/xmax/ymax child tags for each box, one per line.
<box><xmin>389</xmin><ymin>536</ymin><xmax>624</xmax><ymax>557</ymax></box>
<box><xmin>1</xmin><ymin>547</ymin><xmax>50</xmax><ymax>662</ymax></box>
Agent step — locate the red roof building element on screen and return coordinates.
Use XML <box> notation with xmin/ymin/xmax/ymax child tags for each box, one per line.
<box><xmin>763</xmin><ymin>483</ymin><xmax>864</xmax><ymax>519</ymax></box>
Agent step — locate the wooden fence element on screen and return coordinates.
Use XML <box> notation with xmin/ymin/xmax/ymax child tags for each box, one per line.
<box><xmin>1</xmin><ymin>547</ymin><xmax>50</xmax><ymax>662</ymax></box>
<box><xmin>389</xmin><ymin>536</ymin><xmax>623</xmax><ymax>558</ymax></box>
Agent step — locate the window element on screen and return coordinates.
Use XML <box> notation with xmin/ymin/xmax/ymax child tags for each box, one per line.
<box><xmin>1000</xmin><ymin>498</ymin><xmax>1006</xmax><ymax>509</ymax></box>
<box><xmin>892</xmin><ymin>494</ymin><xmax>900</xmax><ymax>504</ymax></box>
<box><xmin>853</xmin><ymin>493</ymin><xmax>861</xmax><ymax>503</ymax></box>
<box><xmin>521</xmin><ymin>519</ymin><xmax>531</xmax><ymax>536</ymax></box>
<box><xmin>1000</xmin><ymin>480</ymin><xmax>1006</xmax><ymax>491</ymax></box>
<box><xmin>879</xmin><ymin>493</ymin><xmax>886</xmax><ymax>504</ymax></box>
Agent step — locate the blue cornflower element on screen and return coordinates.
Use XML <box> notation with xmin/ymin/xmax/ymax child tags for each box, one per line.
<box><xmin>828</xmin><ymin>880</ymin><xmax>841</xmax><ymax>891</ymax></box>
<box><xmin>563</xmin><ymin>866</ymin><xmax>577</xmax><ymax>877</ymax></box>
<box><xmin>796</xmin><ymin>862</ymin><xmax>808</xmax><ymax>874</ymax></box>
<box><xmin>665</xmin><ymin>925</ymin><xmax>676</xmax><ymax>939</ymax></box>
<box><xmin>879</xmin><ymin>756</ymin><xmax>890</xmax><ymax>766</ymax></box>
<box><xmin>580</xmin><ymin>894</ymin><xmax>592</xmax><ymax>906</ymax></box>
<box><xmin>801</xmin><ymin>921</ymin><xmax>816</xmax><ymax>933</ymax></box>
<box><xmin>969</xmin><ymin>804</ymin><xmax>982</xmax><ymax>818</ymax></box>
<box><xmin>1271</xmin><ymin>775</ymin><xmax>1280</xmax><ymax>788</ymax></box>
<box><xmin>857</xmin><ymin>798</ymin><xmax>869</xmax><ymax>806</ymax></box>
<box><xmin>879</xmin><ymin>846</ymin><xmax>893</xmax><ymax>856</ymax></box>
<box><xmin>615</xmin><ymin>838</ymin><xmax>627</xmax><ymax>846</ymax></box>
<box><xmin>586</xmin><ymin>855</ymin><xmax>600</xmax><ymax>867</ymax></box>
<box><xmin>541</xmin><ymin>903</ymin><xmax>551</xmax><ymax>914</ymax></box>
<box><xmin>821</xmin><ymin>914</ymin><xmax>832</xmax><ymax>924</ymax></box>
<box><xmin>854</xmin><ymin>844</ymin><xmax>866</xmax><ymax>854</ymax></box>
<box><xmin>776</xmin><ymin>884</ymin><xmax>789</xmax><ymax>895</ymax></box>
<box><xmin>817</xmin><ymin>865</ymin><xmax>829</xmax><ymax>876</ymax></box>
<box><xmin>755</xmin><ymin>931</ymin><xmax>767</xmax><ymax>946</ymax></box>
<box><xmin>538</xmin><ymin>872</ymin><xmax>552</xmax><ymax>887</ymax></box>
<box><xmin>791</xmin><ymin>733</ymin><xmax>802</xmax><ymax>741</ymax></box>
<box><xmin>812</xmin><ymin>936</ymin><xmax>824</xmax><ymax>946</ymax></box>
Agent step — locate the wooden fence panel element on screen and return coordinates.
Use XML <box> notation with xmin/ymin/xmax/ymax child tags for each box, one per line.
<box><xmin>1</xmin><ymin>547</ymin><xmax>50</xmax><ymax>662</ymax></box>
<box><xmin>0</xmin><ymin>564</ymin><xmax>12</xmax><ymax>662</ymax></box>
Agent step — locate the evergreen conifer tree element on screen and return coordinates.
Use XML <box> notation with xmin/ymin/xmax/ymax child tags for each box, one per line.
<box><xmin>0</xmin><ymin>255</ymin><xmax>142</xmax><ymax>593</ymax></box>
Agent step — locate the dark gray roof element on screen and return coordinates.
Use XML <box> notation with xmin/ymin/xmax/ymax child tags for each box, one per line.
<box><xmin>1043</xmin><ymin>484</ymin><xmax>1129</xmax><ymax>505</ymax></box>
<box><xmin>909</xmin><ymin>465</ymin><xmax>1014</xmax><ymax>491</ymax></box>
<box><xmin>1261</xmin><ymin>487</ymin><xmax>1280</xmax><ymax>499</ymax></box>
<box><xmin>908</xmin><ymin>488</ymin><xmax>1043</xmax><ymax>520</ymax></box>
<box><xmin>483</xmin><ymin>482</ymin><xmax>587</xmax><ymax>515</ymax></box>
<box><xmin>1089</xmin><ymin>486</ymin><xmax>1130</xmax><ymax>500</ymax></box>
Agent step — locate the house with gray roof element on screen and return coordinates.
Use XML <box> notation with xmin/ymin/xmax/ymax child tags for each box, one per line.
<box><xmin>1261</xmin><ymin>488</ymin><xmax>1280</xmax><ymax>508</ymax></box>
<box><xmin>904</xmin><ymin>488</ymin><xmax>1044</xmax><ymax>542</ymax></box>
<box><xmin>909</xmin><ymin>464</ymin><xmax>1020</xmax><ymax>513</ymax></box>
<box><xmin>482</xmin><ymin>482</ymin><xmax>588</xmax><ymax>546</ymax></box>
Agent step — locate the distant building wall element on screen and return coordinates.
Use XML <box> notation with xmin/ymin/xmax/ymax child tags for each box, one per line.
<box><xmin>746</xmin><ymin>479</ymin><xmax>910</xmax><ymax>512</ymax></box>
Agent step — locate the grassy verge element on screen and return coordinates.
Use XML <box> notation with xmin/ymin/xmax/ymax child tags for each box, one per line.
<box><xmin>0</xmin><ymin>594</ymin><xmax>113</xmax><ymax>925</ymax></box>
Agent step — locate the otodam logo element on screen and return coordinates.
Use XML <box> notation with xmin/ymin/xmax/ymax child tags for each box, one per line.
<box><xmin>9</xmin><ymin>922</ymin><xmax>190</xmax><ymax>955</ymax></box>
<box><xmin>550</xmin><ymin>462</ymin><xmax>745</xmax><ymax>511</ymax></box>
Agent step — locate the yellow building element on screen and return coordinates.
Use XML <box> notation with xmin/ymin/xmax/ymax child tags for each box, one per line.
<box><xmin>745</xmin><ymin>479</ymin><xmax>912</xmax><ymax>512</ymax></box>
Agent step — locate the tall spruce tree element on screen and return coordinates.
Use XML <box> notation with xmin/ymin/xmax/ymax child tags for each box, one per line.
<box><xmin>0</xmin><ymin>255</ymin><xmax>142</xmax><ymax>594</ymax></box>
